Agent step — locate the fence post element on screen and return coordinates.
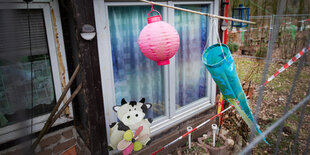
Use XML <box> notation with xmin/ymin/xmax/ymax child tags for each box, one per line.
<box><xmin>269</xmin><ymin>15</ymin><xmax>274</xmax><ymax>46</ymax></box>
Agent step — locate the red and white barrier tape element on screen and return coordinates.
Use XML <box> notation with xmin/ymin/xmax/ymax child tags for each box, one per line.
<box><xmin>262</xmin><ymin>45</ymin><xmax>310</xmax><ymax>86</ymax></box>
<box><xmin>151</xmin><ymin>105</ymin><xmax>234</xmax><ymax>155</ymax></box>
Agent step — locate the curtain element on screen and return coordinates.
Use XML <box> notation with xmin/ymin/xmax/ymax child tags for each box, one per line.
<box><xmin>108</xmin><ymin>6</ymin><xmax>165</xmax><ymax>119</ymax></box>
<box><xmin>175</xmin><ymin>5</ymin><xmax>209</xmax><ymax>108</ymax></box>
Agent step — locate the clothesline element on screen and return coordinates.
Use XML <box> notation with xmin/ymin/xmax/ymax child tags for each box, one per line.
<box><xmin>140</xmin><ymin>0</ymin><xmax>256</xmax><ymax>25</ymax></box>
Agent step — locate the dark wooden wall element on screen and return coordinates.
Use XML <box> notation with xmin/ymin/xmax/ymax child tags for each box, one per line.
<box><xmin>58</xmin><ymin>0</ymin><xmax>108</xmax><ymax>154</ymax></box>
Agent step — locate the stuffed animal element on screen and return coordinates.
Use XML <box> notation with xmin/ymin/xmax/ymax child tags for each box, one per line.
<box><xmin>108</xmin><ymin>98</ymin><xmax>152</xmax><ymax>150</ymax></box>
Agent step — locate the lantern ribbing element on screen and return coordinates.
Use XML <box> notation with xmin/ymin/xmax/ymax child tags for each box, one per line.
<box><xmin>139</xmin><ymin>8</ymin><xmax>180</xmax><ymax>65</ymax></box>
<box><xmin>140</xmin><ymin>0</ymin><xmax>256</xmax><ymax>25</ymax></box>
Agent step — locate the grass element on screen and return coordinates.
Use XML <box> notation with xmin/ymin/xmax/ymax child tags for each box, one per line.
<box><xmin>233</xmin><ymin>57</ymin><xmax>310</xmax><ymax>154</ymax></box>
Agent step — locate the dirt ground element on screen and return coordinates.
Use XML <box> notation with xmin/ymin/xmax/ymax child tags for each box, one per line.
<box><xmin>168</xmin><ymin>56</ymin><xmax>310</xmax><ymax>155</ymax></box>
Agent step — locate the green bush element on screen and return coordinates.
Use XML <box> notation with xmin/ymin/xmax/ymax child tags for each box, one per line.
<box><xmin>227</xmin><ymin>42</ymin><xmax>238</xmax><ymax>53</ymax></box>
<box><xmin>255</xmin><ymin>47</ymin><xmax>267</xmax><ymax>58</ymax></box>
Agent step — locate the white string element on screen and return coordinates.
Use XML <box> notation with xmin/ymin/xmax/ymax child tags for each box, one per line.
<box><xmin>202</xmin><ymin>18</ymin><xmax>227</xmax><ymax>61</ymax></box>
<box><xmin>212</xmin><ymin>19</ymin><xmax>227</xmax><ymax>61</ymax></box>
<box><xmin>202</xmin><ymin>18</ymin><xmax>214</xmax><ymax>52</ymax></box>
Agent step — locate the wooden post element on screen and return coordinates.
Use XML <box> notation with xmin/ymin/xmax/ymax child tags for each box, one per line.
<box><xmin>59</xmin><ymin>0</ymin><xmax>108</xmax><ymax>154</ymax></box>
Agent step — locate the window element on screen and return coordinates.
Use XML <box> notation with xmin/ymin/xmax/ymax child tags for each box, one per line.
<box><xmin>108</xmin><ymin>5</ymin><xmax>166</xmax><ymax>119</ymax></box>
<box><xmin>0</xmin><ymin>9</ymin><xmax>56</xmax><ymax>127</ymax></box>
<box><xmin>175</xmin><ymin>4</ymin><xmax>209</xmax><ymax>109</ymax></box>
<box><xmin>0</xmin><ymin>2</ymin><xmax>70</xmax><ymax>143</ymax></box>
<box><xmin>94</xmin><ymin>1</ymin><xmax>217</xmax><ymax>137</ymax></box>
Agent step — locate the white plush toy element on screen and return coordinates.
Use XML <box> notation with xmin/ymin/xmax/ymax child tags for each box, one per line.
<box><xmin>108</xmin><ymin>98</ymin><xmax>152</xmax><ymax>151</ymax></box>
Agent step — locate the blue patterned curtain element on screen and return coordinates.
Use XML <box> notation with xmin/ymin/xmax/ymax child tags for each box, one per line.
<box><xmin>108</xmin><ymin>6</ymin><xmax>165</xmax><ymax>119</ymax></box>
<box><xmin>175</xmin><ymin>5</ymin><xmax>209</xmax><ymax>109</ymax></box>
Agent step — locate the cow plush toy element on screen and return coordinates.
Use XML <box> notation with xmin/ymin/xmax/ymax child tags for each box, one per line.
<box><xmin>108</xmin><ymin>98</ymin><xmax>152</xmax><ymax>151</ymax></box>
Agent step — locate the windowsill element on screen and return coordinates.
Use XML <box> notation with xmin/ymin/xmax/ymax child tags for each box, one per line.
<box><xmin>0</xmin><ymin>113</ymin><xmax>73</xmax><ymax>144</ymax></box>
<box><xmin>151</xmin><ymin>100</ymin><xmax>213</xmax><ymax>136</ymax></box>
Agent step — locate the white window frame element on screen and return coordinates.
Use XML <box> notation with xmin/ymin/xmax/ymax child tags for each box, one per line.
<box><xmin>0</xmin><ymin>0</ymin><xmax>72</xmax><ymax>144</ymax></box>
<box><xmin>94</xmin><ymin>0</ymin><xmax>218</xmax><ymax>141</ymax></box>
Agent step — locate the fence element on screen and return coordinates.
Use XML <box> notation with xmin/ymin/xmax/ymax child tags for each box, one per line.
<box><xmin>234</xmin><ymin>14</ymin><xmax>310</xmax><ymax>154</ymax></box>
<box><xmin>238</xmin><ymin>48</ymin><xmax>310</xmax><ymax>154</ymax></box>
<box><xmin>228</xmin><ymin>14</ymin><xmax>310</xmax><ymax>60</ymax></box>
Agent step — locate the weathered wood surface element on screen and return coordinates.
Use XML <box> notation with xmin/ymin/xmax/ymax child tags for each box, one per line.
<box><xmin>59</xmin><ymin>0</ymin><xmax>108</xmax><ymax>154</ymax></box>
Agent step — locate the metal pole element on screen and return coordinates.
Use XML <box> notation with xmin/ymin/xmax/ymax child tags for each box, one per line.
<box><xmin>223</xmin><ymin>0</ymin><xmax>229</xmax><ymax>44</ymax></box>
<box><xmin>139</xmin><ymin>0</ymin><xmax>256</xmax><ymax>25</ymax></box>
<box><xmin>239</xmin><ymin>94</ymin><xmax>310</xmax><ymax>155</ymax></box>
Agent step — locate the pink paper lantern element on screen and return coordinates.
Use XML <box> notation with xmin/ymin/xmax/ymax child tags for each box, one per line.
<box><xmin>138</xmin><ymin>9</ymin><xmax>180</xmax><ymax>65</ymax></box>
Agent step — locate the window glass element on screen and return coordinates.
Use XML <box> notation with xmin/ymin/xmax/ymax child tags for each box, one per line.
<box><xmin>108</xmin><ymin>6</ymin><xmax>165</xmax><ymax>119</ymax></box>
<box><xmin>0</xmin><ymin>9</ymin><xmax>56</xmax><ymax>127</ymax></box>
<box><xmin>175</xmin><ymin>5</ymin><xmax>209</xmax><ymax>109</ymax></box>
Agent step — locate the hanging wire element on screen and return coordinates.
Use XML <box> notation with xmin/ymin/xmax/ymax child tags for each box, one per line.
<box><xmin>25</xmin><ymin>0</ymin><xmax>34</xmax><ymax>147</ymax></box>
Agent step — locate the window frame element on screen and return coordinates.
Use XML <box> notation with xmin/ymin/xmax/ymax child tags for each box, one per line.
<box><xmin>94</xmin><ymin>0</ymin><xmax>218</xmax><ymax>139</ymax></box>
<box><xmin>0</xmin><ymin>1</ymin><xmax>72</xmax><ymax>144</ymax></box>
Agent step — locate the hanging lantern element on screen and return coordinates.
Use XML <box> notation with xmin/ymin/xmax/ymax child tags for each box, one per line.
<box><xmin>138</xmin><ymin>8</ymin><xmax>180</xmax><ymax>65</ymax></box>
<box><xmin>232</xmin><ymin>4</ymin><xmax>249</xmax><ymax>28</ymax></box>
